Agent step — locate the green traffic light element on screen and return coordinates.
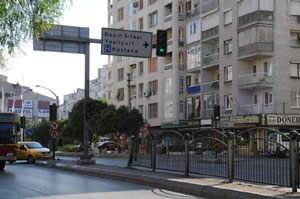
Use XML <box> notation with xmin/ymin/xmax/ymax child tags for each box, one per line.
<box><xmin>160</xmin><ymin>48</ymin><xmax>165</xmax><ymax>52</ymax></box>
<box><xmin>215</xmin><ymin>116</ymin><xmax>220</xmax><ymax>120</ymax></box>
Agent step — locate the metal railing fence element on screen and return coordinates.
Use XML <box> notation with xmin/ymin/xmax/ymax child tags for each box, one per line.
<box><xmin>127</xmin><ymin>128</ymin><xmax>300</xmax><ymax>192</ymax></box>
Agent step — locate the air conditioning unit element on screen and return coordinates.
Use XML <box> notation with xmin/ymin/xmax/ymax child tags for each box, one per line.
<box><xmin>133</xmin><ymin>2</ymin><xmax>138</xmax><ymax>8</ymax></box>
<box><xmin>144</xmin><ymin>91</ymin><xmax>151</xmax><ymax>97</ymax></box>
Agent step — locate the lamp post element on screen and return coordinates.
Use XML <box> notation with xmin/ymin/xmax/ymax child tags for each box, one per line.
<box><xmin>35</xmin><ymin>85</ymin><xmax>59</xmax><ymax>120</ymax></box>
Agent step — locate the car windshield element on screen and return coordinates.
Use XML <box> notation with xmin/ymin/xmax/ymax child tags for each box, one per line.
<box><xmin>26</xmin><ymin>142</ymin><xmax>43</xmax><ymax>149</ymax></box>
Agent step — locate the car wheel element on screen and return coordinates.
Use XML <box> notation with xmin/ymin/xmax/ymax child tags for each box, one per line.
<box><xmin>8</xmin><ymin>161</ymin><xmax>15</xmax><ymax>164</ymax></box>
<box><xmin>27</xmin><ymin>156</ymin><xmax>35</xmax><ymax>164</ymax></box>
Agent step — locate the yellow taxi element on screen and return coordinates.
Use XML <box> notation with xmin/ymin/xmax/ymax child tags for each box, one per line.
<box><xmin>14</xmin><ymin>142</ymin><xmax>52</xmax><ymax>164</ymax></box>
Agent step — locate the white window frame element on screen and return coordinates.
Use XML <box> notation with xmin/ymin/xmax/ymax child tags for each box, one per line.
<box><xmin>149</xmin><ymin>11</ymin><xmax>158</xmax><ymax>28</ymax></box>
<box><xmin>291</xmin><ymin>0</ymin><xmax>300</xmax><ymax>16</ymax></box>
<box><xmin>224</xmin><ymin>95</ymin><xmax>233</xmax><ymax>110</ymax></box>
<box><xmin>224</xmin><ymin>9</ymin><xmax>232</xmax><ymax>25</ymax></box>
<box><xmin>224</xmin><ymin>39</ymin><xmax>233</xmax><ymax>54</ymax></box>
<box><xmin>264</xmin><ymin>92</ymin><xmax>273</xmax><ymax>107</ymax></box>
<box><xmin>224</xmin><ymin>65</ymin><xmax>233</xmax><ymax>82</ymax></box>
<box><xmin>290</xmin><ymin>62</ymin><xmax>300</xmax><ymax>77</ymax></box>
<box><xmin>165</xmin><ymin>77</ymin><xmax>172</xmax><ymax>94</ymax></box>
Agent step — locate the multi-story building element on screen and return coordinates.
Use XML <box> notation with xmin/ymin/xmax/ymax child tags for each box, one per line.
<box><xmin>108</xmin><ymin>0</ymin><xmax>300</xmax><ymax>129</ymax></box>
<box><xmin>60</xmin><ymin>88</ymin><xmax>84</xmax><ymax>119</ymax></box>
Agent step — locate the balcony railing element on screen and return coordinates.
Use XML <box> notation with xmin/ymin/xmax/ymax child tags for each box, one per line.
<box><xmin>238</xmin><ymin>72</ymin><xmax>273</xmax><ymax>88</ymax></box>
<box><xmin>202</xmin><ymin>26</ymin><xmax>219</xmax><ymax>40</ymax></box>
<box><xmin>238</xmin><ymin>42</ymin><xmax>273</xmax><ymax>57</ymax></box>
<box><xmin>179</xmin><ymin>63</ymin><xmax>185</xmax><ymax>70</ymax></box>
<box><xmin>185</xmin><ymin>7</ymin><xmax>201</xmax><ymax>19</ymax></box>
<box><xmin>164</xmin><ymin>14</ymin><xmax>172</xmax><ymax>23</ymax></box>
<box><xmin>167</xmin><ymin>38</ymin><xmax>184</xmax><ymax>46</ymax></box>
<box><xmin>238</xmin><ymin>103</ymin><xmax>274</xmax><ymax>115</ymax></box>
<box><xmin>202</xmin><ymin>80</ymin><xmax>219</xmax><ymax>92</ymax></box>
<box><xmin>202</xmin><ymin>0</ymin><xmax>219</xmax><ymax>15</ymax></box>
<box><xmin>164</xmin><ymin>63</ymin><xmax>173</xmax><ymax>71</ymax></box>
<box><xmin>187</xmin><ymin>85</ymin><xmax>201</xmax><ymax>95</ymax></box>
<box><xmin>202</xmin><ymin>53</ymin><xmax>219</xmax><ymax>66</ymax></box>
<box><xmin>238</xmin><ymin>10</ymin><xmax>274</xmax><ymax>27</ymax></box>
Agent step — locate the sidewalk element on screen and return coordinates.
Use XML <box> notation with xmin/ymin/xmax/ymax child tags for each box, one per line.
<box><xmin>36</xmin><ymin>158</ymin><xmax>300</xmax><ymax>199</ymax></box>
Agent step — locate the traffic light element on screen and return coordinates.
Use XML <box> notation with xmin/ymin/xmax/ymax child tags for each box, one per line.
<box><xmin>86</xmin><ymin>100</ymin><xmax>93</xmax><ymax>119</ymax></box>
<box><xmin>20</xmin><ymin>116</ymin><xmax>26</xmax><ymax>128</ymax></box>
<box><xmin>49</xmin><ymin>104</ymin><xmax>57</xmax><ymax>121</ymax></box>
<box><xmin>156</xmin><ymin>30</ymin><xmax>167</xmax><ymax>57</ymax></box>
<box><xmin>213</xmin><ymin>105</ymin><xmax>220</xmax><ymax>120</ymax></box>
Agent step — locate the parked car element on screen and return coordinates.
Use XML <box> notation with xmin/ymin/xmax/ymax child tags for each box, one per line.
<box><xmin>98</xmin><ymin>141</ymin><xmax>118</xmax><ymax>151</ymax></box>
<box><xmin>97</xmin><ymin>137</ymin><xmax>110</xmax><ymax>147</ymax></box>
<box><xmin>11</xmin><ymin>142</ymin><xmax>52</xmax><ymax>164</ymax></box>
<box><xmin>267</xmin><ymin>132</ymin><xmax>300</xmax><ymax>157</ymax></box>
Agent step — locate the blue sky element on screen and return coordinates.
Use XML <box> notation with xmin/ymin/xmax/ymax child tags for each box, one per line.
<box><xmin>2</xmin><ymin>0</ymin><xmax>108</xmax><ymax>102</ymax></box>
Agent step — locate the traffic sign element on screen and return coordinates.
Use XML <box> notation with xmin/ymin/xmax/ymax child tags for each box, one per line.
<box><xmin>50</xmin><ymin>131</ymin><xmax>59</xmax><ymax>139</ymax></box>
<box><xmin>217</xmin><ymin>121</ymin><xmax>234</xmax><ymax>128</ymax></box>
<box><xmin>101</xmin><ymin>28</ymin><xmax>152</xmax><ymax>58</ymax></box>
<box><xmin>50</xmin><ymin>121</ymin><xmax>59</xmax><ymax>130</ymax></box>
<box><xmin>25</xmin><ymin>130</ymin><xmax>33</xmax><ymax>137</ymax></box>
<box><xmin>33</xmin><ymin>25</ymin><xmax>89</xmax><ymax>54</ymax></box>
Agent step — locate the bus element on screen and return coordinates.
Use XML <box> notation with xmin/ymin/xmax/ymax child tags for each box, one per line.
<box><xmin>0</xmin><ymin>112</ymin><xmax>18</xmax><ymax>170</ymax></box>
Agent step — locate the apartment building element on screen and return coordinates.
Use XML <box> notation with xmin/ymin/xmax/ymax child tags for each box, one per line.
<box><xmin>108</xmin><ymin>0</ymin><xmax>300</xmax><ymax>129</ymax></box>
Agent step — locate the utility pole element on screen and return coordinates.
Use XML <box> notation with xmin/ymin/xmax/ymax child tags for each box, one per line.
<box><xmin>127</xmin><ymin>73</ymin><xmax>132</xmax><ymax>112</ymax></box>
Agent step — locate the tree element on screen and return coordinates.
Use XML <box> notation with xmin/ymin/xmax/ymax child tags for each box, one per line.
<box><xmin>67</xmin><ymin>98</ymin><xmax>107</xmax><ymax>144</ymax></box>
<box><xmin>0</xmin><ymin>0</ymin><xmax>72</xmax><ymax>67</ymax></box>
<box><xmin>31</xmin><ymin>118</ymin><xmax>50</xmax><ymax>147</ymax></box>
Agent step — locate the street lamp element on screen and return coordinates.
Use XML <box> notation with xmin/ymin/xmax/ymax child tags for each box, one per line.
<box><xmin>35</xmin><ymin>85</ymin><xmax>59</xmax><ymax>120</ymax></box>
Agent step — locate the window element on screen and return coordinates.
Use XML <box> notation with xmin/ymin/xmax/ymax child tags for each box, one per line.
<box><xmin>138</xmin><ymin>61</ymin><xmax>144</xmax><ymax>76</ymax></box>
<box><xmin>117</xmin><ymin>7</ymin><xmax>124</xmax><ymax>21</ymax></box>
<box><xmin>180</xmin><ymin>101</ymin><xmax>184</xmax><ymax>113</ymax></box>
<box><xmin>202</xmin><ymin>12</ymin><xmax>219</xmax><ymax>31</ymax></box>
<box><xmin>224</xmin><ymin>95</ymin><xmax>233</xmax><ymax>110</ymax></box>
<box><xmin>129</xmin><ymin>1</ymin><xmax>137</xmax><ymax>16</ymax></box>
<box><xmin>264</xmin><ymin>92</ymin><xmax>273</xmax><ymax>107</ymax></box>
<box><xmin>165</xmin><ymin>77</ymin><xmax>172</xmax><ymax>94</ymax></box>
<box><xmin>224</xmin><ymin>65</ymin><xmax>233</xmax><ymax>81</ymax></box>
<box><xmin>138</xmin><ymin>83</ymin><xmax>143</xmax><ymax>97</ymax></box>
<box><xmin>149</xmin><ymin>11</ymin><xmax>158</xmax><ymax>28</ymax></box>
<box><xmin>117</xmin><ymin>68</ymin><xmax>124</xmax><ymax>81</ymax></box>
<box><xmin>186</xmin><ymin>18</ymin><xmax>201</xmax><ymax>44</ymax></box>
<box><xmin>253</xmin><ymin>94</ymin><xmax>258</xmax><ymax>105</ymax></box>
<box><xmin>149</xmin><ymin>80</ymin><xmax>158</xmax><ymax>95</ymax></box>
<box><xmin>139</xmin><ymin>0</ymin><xmax>143</xmax><ymax>10</ymax></box>
<box><xmin>149</xmin><ymin>57</ymin><xmax>157</xmax><ymax>73</ymax></box>
<box><xmin>290</xmin><ymin>32</ymin><xmax>300</xmax><ymax>46</ymax></box>
<box><xmin>186</xmin><ymin>44</ymin><xmax>201</xmax><ymax>70</ymax></box>
<box><xmin>138</xmin><ymin>17</ymin><xmax>144</xmax><ymax>30</ymax></box>
<box><xmin>224</xmin><ymin>9</ymin><xmax>232</xmax><ymax>25</ymax></box>
<box><xmin>138</xmin><ymin>105</ymin><xmax>143</xmax><ymax>115</ymax></box>
<box><xmin>129</xmin><ymin>21</ymin><xmax>136</xmax><ymax>30</ymax></box>
<box><xmin>291</xmin><ymin>0</ymin><xmax>300</xmax><ymax>15</ymax></box>
<box><xmin>116</xmin><ymin>88</ymin><xmax>124</xmax><ymax>101</ymax></box>
<box><xmin>164</xmin><ymin>101</ymin><xmax>173</xmax><ymax>118</ymax></box>
<box><xmin>179</xmin><ymin>76</ymin><xmax>184</xmax><ymax>94</ymax></box>
<box><xmin>149</xmin><ymin>103</ymin><xmax>158</xmax><ymax>118</ymax></box>
<box><xmin>149</xmin><ymin>0</ymin><xmax>157</xmax><ymax>5</ymax></box>
<box><xmin>290</xmin><ymin>62</ymin><xmax>300</xmax><ymax>77</ymax></box>
<box><xmin>238</xmin><ymin>26</ymin><xmax>273</xmax><ymax>47</ymax></box>
<box><xmin>186</xmin><ymin>76</ymin><xmax>191</xmax><ymax>88</ymax></box>
<box><xmin>291</xmin><ymin>92</ymin><xmax>300</xmax><ymax>107</ymax></box>
<box><xmin>224</xmin><ymin>39</ymin><xmax>232</xmax><ymax>54</ymax></box>
<box><xmin>108</xmin><ymin>91</ymin><xmax>112</xmax><ymax>100</ymax></box>
<box><xmin>264</xmin><ymin>62</ymin><xmax>272</xmax><ymax>76</ymax></box>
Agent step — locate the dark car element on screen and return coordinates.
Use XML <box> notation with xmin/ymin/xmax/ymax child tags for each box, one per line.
<box><xmin>98</xmin><ymin>141</ymin><xmax>118</xmax><ymax>151</ymax></box>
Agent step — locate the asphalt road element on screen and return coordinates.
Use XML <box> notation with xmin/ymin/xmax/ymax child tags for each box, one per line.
<box><xmin>0</xmin><ymin>162</ymin><xmax>208</xmax><ymax>199</ymax></box>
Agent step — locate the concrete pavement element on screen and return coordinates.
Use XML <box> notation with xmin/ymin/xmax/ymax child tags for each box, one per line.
<box><xmin>36</xmin><ymin>157</ymin><xmax>300</xmax><ymax>199</ymax></box>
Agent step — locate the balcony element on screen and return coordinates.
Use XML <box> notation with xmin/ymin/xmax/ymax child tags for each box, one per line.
<box><xmin>187</xmin><ymin>85</ymin><xmax>201</xmax><ymax>95</ymax></box>
<box><xmin>202</xmin><ymin>26</ymin><xmax>219</xmax><ymax>40</ymax></box>
<box><xmin>238</xmin><ymin>42</ymin><xmax>273</xmax><ymax>59</ymax></box>
<box><xmin>164</xmin><ymin>14</ymin><xmax>172</xmax><ymax>23</ymax></box>
<box><xmin>185</xmin><ymin>7</ymin><xmax>201</xmax><ymax>19</ymax></box>
<box><xmin>202</xmin><ymin>80</ymin><xmax>219</xmax><ymax>93</ymax></box>
<box><xmin>164</xmin><ymin>14</ymin><xmax>185</xmax><ymax>23</ymax></box>
<box><xmin>238</xmin><ymin>11</ymin><xmax>274</xmax><ymax>27</ymax></box>
<box><xmin>238</xmin><ymin>72</ymin><xmax>274</xmax><ymax>90</ymax></box>
<box><xmin>238</xmin><ymin>103</ymin><xmax>274</xmax><ymax>115</ymax></box>
<box><xmin>201</xmin><ymin>109</ymin><xmax>213</xmax><ymax>119</ymax></box>
<box><xmin>178</xmin><ymin>62</ymin><xmax>185</xmax><ymax>70</ymax></box>
<box><xmin>202</xmin><ymin>0</ymin><xmax>219</xmax><ymax>15</ymax></box>
<box><xmin>164</xmin><ymin>63</ymin><xmax>173</xmax><ymax>71</ymax></box>
<box><xmin>202</xmin><ymin>53</ymin><xmax>219</xmax><ymax>66</ymax></box>
<box><xmin>167</xmin><ymin>38</ymin><xmax>184</xmax><ymax>47</ymax></box>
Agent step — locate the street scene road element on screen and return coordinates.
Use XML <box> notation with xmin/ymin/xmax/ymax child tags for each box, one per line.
<box><xmin>0</xmin><ymin>162</ymin><xmax>209</xmax><ymax>199</ymax></box>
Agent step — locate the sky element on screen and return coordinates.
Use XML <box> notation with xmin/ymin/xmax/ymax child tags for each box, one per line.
<box><xmin>2</xmin><ymin>0</ymin><xmax>108</xmax><ymax>103</ymax></box>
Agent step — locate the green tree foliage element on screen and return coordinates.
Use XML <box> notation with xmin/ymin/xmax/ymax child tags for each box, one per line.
<box><xmin>31</xmin><ymin>118</ymin><xmax>50</xmax><ymax>147</ymax></box>
<box><xmin>67</xmin><ymin>98</ymin><xmax>108</xmax><ymax>144</ymax></box>
<box><xmin>0</xmin><ymin>0</ymin><xmax>72</xmax><ymax>67</ymax></box>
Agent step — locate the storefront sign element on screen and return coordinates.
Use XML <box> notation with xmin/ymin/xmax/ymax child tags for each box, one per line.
<box><xmin>9</xmin><ymin>108</ymin><xmax>32</xmax><ymax>118</ymax></box>
<box><xmin>266</xmin><ymin>114</ymin><xmax>300</xmax><ymax>126</ymax></box>
<box><xmin>24</xmin><ymin>100</ymin><xmax>32</xmax><ymax>108</ymax></box>
<box><xmin>222</xmin><ymin>115</ymin><xmax>259</xmax><ymax>124</ymax></box>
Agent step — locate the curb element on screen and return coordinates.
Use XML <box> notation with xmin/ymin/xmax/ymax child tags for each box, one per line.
<box><xmin>36</xmin><ymin>162</ymin><xmax>283</xmax><ymax>199</ymax></box>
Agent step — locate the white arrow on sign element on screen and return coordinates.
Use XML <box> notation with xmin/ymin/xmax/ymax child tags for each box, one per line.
<box><xmin>50</xmin><ymin>131</ymin><xmax>59</xmax><ymax>139</ymax></box>
<box><xmin>50</xmin><ymin>121</ymin><xmax>59</xmax><ymax>130</ymax></box>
